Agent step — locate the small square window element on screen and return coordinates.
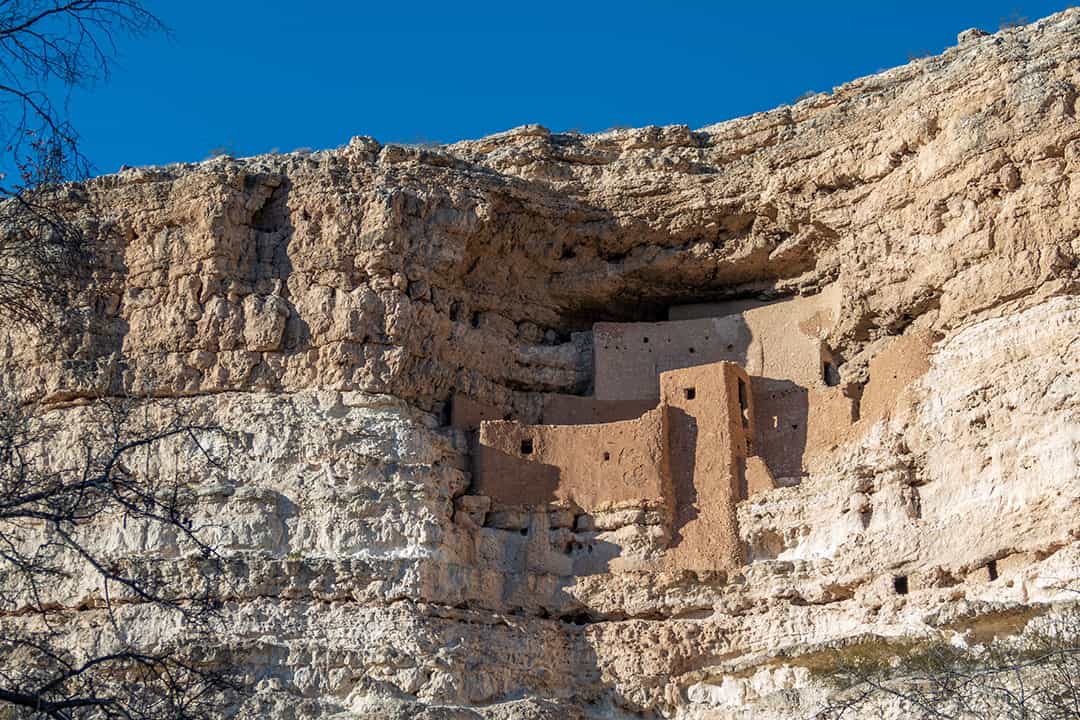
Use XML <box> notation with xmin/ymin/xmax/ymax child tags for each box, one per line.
<box><xmin>602</xmin><ymin>451</ymin><xmax>611</xmax><ymax>461</ymax></box>
<box><xmin>520</xmin><ymin>439</ymin><xmax>533</xmax><ymax>455</ymax></box>
<box><xmin>893</xmin><ymin>575</ymin><xmax>909</xmax><ymax>595</ymax></box>
<box><xmin>684</xmin><ymin>387</ymin><xmax>696</xmax><ymax>400</ymax></box>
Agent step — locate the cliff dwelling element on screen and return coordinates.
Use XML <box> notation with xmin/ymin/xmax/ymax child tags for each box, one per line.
<box><xmin>6</xmin><ymin>10</ymin><xmax>1078</xmax><ymax>718</ymax></box>
<box><xmin>449</xmin><ymin>284</ymin><xmax>872</xmax><ymax>573</ymax></box>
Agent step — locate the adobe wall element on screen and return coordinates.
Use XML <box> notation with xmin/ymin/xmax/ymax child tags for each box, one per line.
<box><xmin>450</xmin><ymin>394</ymin><xmax>507</xmax><ymax>431</ymax></box>
<box><xmin>592</xmin><ymin>315</ymin><xmax>751</xmax><ymax>402</ymax></box>
<box><xmin>669</xmin><ymin>283</ymin><xmax>842</xmax><ymax>387</ymax></box>
<box><xmin>858</xmin><ymin>329</ymin><xmax>934</xmax><ymax>426</ymax></box>
<box><xmin>450</xmin><ymin>392</ymin><xmax>654</xmax><ymax>432</ymax></box>
<box><xmin>665</xmin><ymin>285</ymin><xmax>854</xmax><ymax>482</ymax></box>
<box><xmin>472</xmin><ymin>407</ymin><xmax>669</xmax><ymax>512</ymax></box>
<box><xmin>456</xmin><ymin>283</ymin><xmax>858</xmax><ymax>568</ymax></box>
<box><xmin>540</xmin><ymin>394</ymin><xmax>655</xmax><ymax>425</ymax></box>
<box><xmin>469</xmin><ymin>361</ymin><xmax>757</xmax><ymax>573</ymax></box>
<box><xmin>660</xmin><ymin>362</ymin><xmax>754</xmax><ymax>572</ymax></box>
<box><xmin>594</xmin><ymin>287</ymin><xmax>842</xmax><ymax>405</ymax></box>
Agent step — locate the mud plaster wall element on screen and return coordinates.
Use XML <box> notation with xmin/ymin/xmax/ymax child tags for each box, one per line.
<box><xmin>540</xmin><ymin>394</ymin><xmax>656</xmax><ymax>425</ymax></box>
<box><xmin>661</xmin><ymin>362</ymin><xmax>754</xmax><ymax>572</ymax></box>
<box><xmin>473</xmin><ymin>407</ymin><xmax>668</xmax><ymax>511</ymax></box>
<box><xmin>604</xmin><ymin>286</ymin><xmax>851</xmax><ymax>482</ymax></box>
<box><xmin>859</xmin><ymin>329</ymin><xmax>935</xmax><ymax>426</ymax></box>
<box><xmin>473</xmin><ymin>362</ymin><xmax>755</xmax><ymax>572</ymax></box>
<box><xmin>449</xmin><ymin>393</ymin><xmax>654</xmax><ymax>431</ymax></box>
<box><xmin>462</xmin><ymin>286</ymin><xmax>867</xmax><ymax>515</ymax></box>
<box><xmin>450</xmin><ymin>394</ymin><xmax>507</xmax><ymax>431</ymax></box>
<box><xmin>593</xmin><ymin>316</ymin><xmax>750</xmax><ymax>402</ymax></box>
<box><xmin>668</xmin><ymin>285</ymin><xmax>841</xmax><ymax>385</ymax></box>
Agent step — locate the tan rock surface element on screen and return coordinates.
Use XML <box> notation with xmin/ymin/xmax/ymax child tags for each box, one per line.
<box><xmin>3</xmin><ymin>9</ymin><xmax>1080</xmax><ymax>719</ymax></box>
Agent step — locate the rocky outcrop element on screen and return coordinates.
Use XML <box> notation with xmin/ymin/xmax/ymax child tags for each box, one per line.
<box><xmin>3</xmin><ymin>9</ymin><xmax>1080</xmax><ymax>719</ymax></box>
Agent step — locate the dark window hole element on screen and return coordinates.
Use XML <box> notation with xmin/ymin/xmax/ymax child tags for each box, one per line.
<box><xmin>737</xmin><ymin>378</ymin><xmax>750</xmax><ymax>428</ymax></box>
<box><xmin>684</xmin><ymin>387</ymin><xmax>696</xmax><ymax>400</ymax></box>
<box><xmin>520</xmin><ymin>439</ymin><xmax>533</xmax><ymax>455</ymax></box>
<box><xmin>602</xmin><ymin>451</ymin><xmax>611</xmax><ymax>461</ymax></box>
<box><xmin>688</xmin><ymin>347</ymin><xmax>696</xmax><ymax>354</ymax></box>
<box><xmin>643</xmin><ymin>337</ymin><xmax>649</xmax><ymax>344</ymax></box>
<box><xmin>893</xmin><ymin>575</ymin><xmax>909</xmax><ymax>595</ymax></box>
<box><xmin>987</xmin><ymin>560</ymin><xmax>999</xmax><ymax>581</ymax></box>
<box><xmin>823</xmin><ymin>361</ymin><xmax>841</xmax><ymax>387</ymax></box>
<box><xmin>519</xmin><ymin>527</ymin><xmax>528</xmax><ymax>536</ymax></box>
<box><xmin>559</xmin><ymin>611</ymin><xmax>592</xmax><ymax>626</ymax></box>
<box><xmin>470</xmin><ymin>311</ymin><xmax>482</xmax><ymax>328</ymax></box>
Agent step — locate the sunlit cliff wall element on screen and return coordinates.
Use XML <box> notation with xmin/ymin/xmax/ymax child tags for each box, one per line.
<box><xmin>3</xmin><ymin>10</ymin><xmax>1080</xmax><ymax>719</ymax></box>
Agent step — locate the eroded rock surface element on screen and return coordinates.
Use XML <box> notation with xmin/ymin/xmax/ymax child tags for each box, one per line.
<box><xmin>3</xmin><ymin>9</ymin><xmax>1080</xmax><ymax>719</ymax></box>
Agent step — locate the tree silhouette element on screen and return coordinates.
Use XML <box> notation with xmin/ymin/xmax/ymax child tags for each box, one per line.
<box><xmin>0</xmin><ymin>4</ymin><xmax>245</xmax><ymax>718</ymax></box>
<box><xmin>0</xmin><ymin>1</ymin><xmax>164</xmax><ymax>325</ymax></box>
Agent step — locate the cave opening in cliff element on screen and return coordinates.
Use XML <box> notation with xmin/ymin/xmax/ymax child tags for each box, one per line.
<box><xmin>557</xmin><ymin>286</ymin><xmax>788</xmax><ymax>333</ymax></box>
<box><xmin>558</xmin><ymin>298</ymin><xmax>668</xmax><ymax>331</ymax></box>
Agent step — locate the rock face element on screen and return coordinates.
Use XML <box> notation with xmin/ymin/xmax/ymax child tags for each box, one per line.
<box><xmin>3</xmin><ymin>9</ymin><xmax>1080</xmax><ymax>719</ymax></box>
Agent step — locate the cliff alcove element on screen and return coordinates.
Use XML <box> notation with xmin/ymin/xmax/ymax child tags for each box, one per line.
<box><xmin>3</xmin><ymin>10</ymin><xmax>1080</xmax><ymax>719</ymax></box>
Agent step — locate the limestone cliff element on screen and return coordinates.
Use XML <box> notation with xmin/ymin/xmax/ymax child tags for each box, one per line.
<box><xmin>3</xmin><ymin>9</ymin><xmax>1080</xmax><ymax>719</ymax></box>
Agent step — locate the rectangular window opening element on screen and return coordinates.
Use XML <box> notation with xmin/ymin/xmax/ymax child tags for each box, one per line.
<box><xmin>737</xmin><ymin>378</ymin><xmax>750</xmax><ymax>428</ymax></box>
<box><xmin>684</xmin><ymin>387</ymin><xmax>696</xmax><ymax>400</ymax></box>
<box><xmin>893</xmin><ymin>575</ymin><xmax>909</xmax><ymax>595</ymax></box>
<box><xmin>520</xmin><ymin>438</ymin><xmax>533</xmax><ymax>455</ymax></box>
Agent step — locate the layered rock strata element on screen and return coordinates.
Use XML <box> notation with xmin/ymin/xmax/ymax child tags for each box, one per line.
<box><xmin>3</xmin><ymin>9</ymin><xmax>1080</xmax><ymax>719</ymax></box>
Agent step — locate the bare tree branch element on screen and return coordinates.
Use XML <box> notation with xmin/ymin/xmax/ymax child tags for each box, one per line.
<box><xmin>814</xmin><ymin>612</ymin><xmax>1080</xmax><ymax>719</ymax></box>
<box><xmin>0</xmin><ymin>1</ymin><xmax>166</xmax><ymax>327</ymax></box>
<box><xmin>0</xmin><ymin>396</ymin><xmax>244</xmax><ymax>718</ymax></box>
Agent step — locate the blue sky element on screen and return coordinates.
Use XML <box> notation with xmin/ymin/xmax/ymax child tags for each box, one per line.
<box><xmin>67</xmin><ymin>0</ymin><xmax>1075</xmax><ymax>174</ymax></box>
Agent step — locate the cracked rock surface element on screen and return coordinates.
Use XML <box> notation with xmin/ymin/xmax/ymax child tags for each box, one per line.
<box><xmin>3</xmin><ymin>9</ymin><xmax>1080</xmax><ymax>719</ymax></box>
